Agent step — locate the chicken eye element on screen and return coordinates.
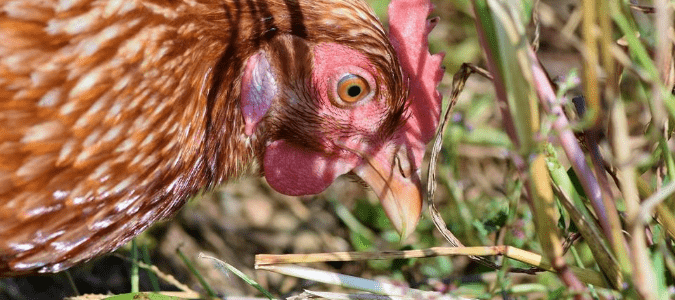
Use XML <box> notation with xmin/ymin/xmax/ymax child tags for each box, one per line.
<box><xmin>337</xmin><ymin>74</ymin><xmax>370</xmax><ymax>103</ymax></box>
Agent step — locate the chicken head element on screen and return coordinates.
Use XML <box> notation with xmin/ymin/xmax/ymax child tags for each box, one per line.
<box><xmin>0</xmin><ymin>0</ymin><xmax>443</xmax><ymax>275</ymax></box>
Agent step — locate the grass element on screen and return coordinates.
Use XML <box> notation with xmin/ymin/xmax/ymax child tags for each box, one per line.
<box><xmin>361</xmin><ymin>0</ymin><xmax>675</xmax><ymax>298</ymax></box>
<box><xmin>3</xmin><ymin>0</ymin><xmax>674</xmax><ymax>299</ymax></box>
<box><xmin>115</xmin><ymin>0</ymin><xmax>675</xmax><ymax>298</ymax></box>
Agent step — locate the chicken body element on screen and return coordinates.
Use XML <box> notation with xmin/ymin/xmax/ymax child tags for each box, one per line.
<box><xmin>0</xmin><ymin>0</ymin><xmax>443</xmax><ymax>275</ymax></box>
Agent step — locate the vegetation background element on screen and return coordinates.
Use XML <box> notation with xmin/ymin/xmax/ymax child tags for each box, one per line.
<box><xmin>2</xmin><ymin>0</ymin><xmax>674</xmax><ymax>299</ymax></box>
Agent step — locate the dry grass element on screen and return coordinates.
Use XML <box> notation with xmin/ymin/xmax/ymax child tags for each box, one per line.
<box><xmin>2</xmin><ymin>0</ymin><xmax>675</xmax><ymax>299</ymax></box>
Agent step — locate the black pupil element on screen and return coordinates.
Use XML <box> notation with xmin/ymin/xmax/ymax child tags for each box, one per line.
<box><xmin>347</xmin><ymin>85</ymin><xmax>362</xmax><ymax>97</ymax></box>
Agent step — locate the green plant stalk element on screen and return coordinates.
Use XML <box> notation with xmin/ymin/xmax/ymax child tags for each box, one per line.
<box><xmin>581</xmin><ymin>0</ymin><xmax>630</xmax><ymax>277</ymax></box>
<box><xmin>611</xmin><ymin>92</ymin><xmax>657</xmax><ymax>299</ymax></box>
<box><xmin>473</xmin><ymin>0</ymin><xmax>585</xmax><ymax>291</ymax></box>
<box><xmin>654</xmin><ymin>0</ymin><xmax>674</xmax><ymax>88</ymax></box>
<box><xmin>557</xmin><ymin>195</ymin><xmax>621</xmax><ymax>289</ymax></box>
<box><xmin>176</xmin><ymin>247</ymin><xmax>217</xmax><ymax>299</ymax></box>
<box><xmin>131</xmin><ymin>239</ymin><xmax>139</xmax><ymax>293</ymax></box>
<box><xmin>141</xmin><ymin>244</ymin><xmax>161</xmax><ymax>292</ymax></box>
<box><xmin>439</xmin><ymin>165</ymin><xmax>483</xmax><ymax>246</ymax></box>
<box><xmin>609</xmin><ymin>2</ymin><xmax>658</xmax><ymax>80</ymax></box>
<box><xmin>652</xmin><ymin>234</ymin><xmax>671</xmax><ymax>300</ymax></box>
<box><xmin>471</xmin><ymin>0</ymin><xmax>520</xmax><ymax>145</ymax></box>
<box><xmin>200</xmin><ymin>254</ymin><xmax>276</xmax><ymax>300</ymax></box>
<box><xmin>64</xmin><ymin>271</ymin><xmax>80</xmax><ymax>297</ymax></box>
<box><xmin>487</xmin><ymin>0</ymin><xmax>538</xmax><ymax>153</ymax></box>
<box><xmin>508</xmin><ymin>283</ymin><xmax>548</xmax><ymax>295</ymax></box>
<box><xmin>578</xmin><ymin>0</ymin><xmax>632</xmax><ymax>276</ymax></box>
<box><xmin>653</xmin><ymin>0</ymin><xmax>675</xmax><ymax>149</ymax></box>
<box><xmin>495</xmin><ymin>250</ymin><xmax>512</xmax><ymax>297</ymax></box>
<box><xmin>634</xmin><ymin>81</ymin><xmax>675</xmax><ymax>214</ymax></box>
<box><xmin>655</xmin><ymin>232</ymin><xmax>675</xmax><ymax>286</ymax></box>
<box><xmin>504</xmin><ymin>247</ymin><xmax>606</xmax><ymax>288</ymax></box>
<box><xmin>658</xmin><ymin>136</ymin><xmax>675</xmax><ymax>210</ymax></box>
<box><xmin>547</xmin><ymin>151</ymin><xmax>623</xmax><ymax>289</ymax></box>
<box><xmin>330</xmin><ymin>199</ymin><xmax>376</xmax><ymax>242</ymax></box>
<box><xmin>650</xmin><ymin>0</ymin><xmax>673</xmax><ymax>128</ymax></box>
<box><xmin>570</xmin><ymin>246</ymin><xmax>600</xmax><ymax>299</ymax></box>
<box><xmin>599</xmin><ymin>0</ymin><xmax>616</xmax><ymax>100</ymax></box>
<box><xmin>629</xmin><ymin>0</ymin><xmax>675</xmax><ymax>221</ymax></box>
<box><xmin>638</xmin><ymin>179</ymin><xmax>675</xmax><ymax>234</ymax></box>
<box><xmin>504</xmin><ymin>177</ymin><xmax>525</xmax><ymax>246</ymax></box>
<box><xmin>530</xmin><ymin>47</ymin><xmax>631</xmax><ymax>280</ymax></box>
<box><xmin>529</xmin><ymin>155</ymin><xmax>564</xmax><ymax>267</ymax></box>
<box><xmin>662</xmin><ymin>93</ymin><xmax>675</xmax><ymax>122</ymax></box>
<box><xmin>501</xmin><ymin>4</ymin><xmax>590</xmax><ymax>291</ymax></box>
<box><xmin>112</xmin><ymin>253</ymin><xmax>198</xmax><ymax>295</ymax></box>
<box><xmin>654</xmin><ymin>204</ymin><xmax>675</xmax><ymax>240</ymax></box>
<box><xmin>659</xmin><ymin>138</ymin><xmax>675</xmax><ymax>183</ymax></box>
<box><xmin>581</xmin><ymin>0</ymin><xmax>600</xmax><ymax>126</ymax></box>
<box><xmin>609</xmin><ymin>0</ymin><xmax>674</xmax><ymax>121</ymax></box>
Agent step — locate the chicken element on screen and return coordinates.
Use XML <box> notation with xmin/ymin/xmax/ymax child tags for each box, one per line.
<box><xmin>0</xmin><ymin>0</ymin><xmax>444</xmax><ymax>275</ymax></box>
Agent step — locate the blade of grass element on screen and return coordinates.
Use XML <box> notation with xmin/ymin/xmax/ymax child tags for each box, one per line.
<box><xmin>636</xmin><ymin>171</ymin><xmax>675</xmax><ymax>240</ymax></box>
<box><xmin>176</xmin><ymin>246</ymin><xmax>217</xmax><ymax>299</ymax></box>
<box><xmin>142</xmin><ymin>244</ymin><xmax>161</xmax><ymax>292</ymax></box>
<box><xmin>551</xmin><ymin>181</ymin><xmax>622</xmax><ymax>289</ymax></box>
<box><xmin>546</xmin><ymin>143</ymin><xmax>623</xmax><ymax>289</ymax></box>
<box><xmin>199</xmin><ymin>253</ymin><xmax>276</xmax><ymax>300</ymax></box>
<box><xmin>112</xmin><ymin>253</ymin><xmax>198</xmax><ymax>295</ymax></box>
<box><xmin>299</xmin><ymin>290</ymin><xmax>408</xmax><ymax>300</ymax></box>
<box><xmin>330</xmin><ymin>199</ymin><xmax>376</xmax><ymax>242</ymax></box>
<box><xmin>639</xmin><ymin>180</ymin><xmax>675</xmax><ymax>225</ymax></box>
<box><xmin>257</xmin><ymin>264</ymin><xmax>461</xmax><ymax>299</ymax></box>
<box><xmin>529</xmin><ymin>48</ymin><xmax>632</xmax><ymax>277</ymax></box>
<box><xmin>64</xmin><ymin>270</ymin><xmax>80</xmax><ymax>297</ymax></box>
<box><xmin>569</xmin><ymin>246</ymin><xmax>600</xmax><ymax>299</ymax></box>
<box><xmin>474</xmin><ymin>0</ymin><xmax>587</xmax><ymax>292</ymax></box>
<box><xmin>131</xmin><ymin>239</ymin><xmax>139</xmax><ymax>293</ymax></box>
<box><xmin>610</xmin><ymin>0</ymin><xmax>674</xmax><ymax>122</ymax></box>
<box><xmin>581</xmin><ymin>0</ymin><xmax>601</xmax><ymax>127</ymax></box>
<box><xmin>611</xmin><ymin>86</ymin><xmax>657</xmax><ymax>299</ymax></box>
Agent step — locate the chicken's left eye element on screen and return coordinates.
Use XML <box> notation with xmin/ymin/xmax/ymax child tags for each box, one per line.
<box><xmin>337</xmin><ymin>74</ymin><xmax>370</xmax><ymax>103</ymax></box>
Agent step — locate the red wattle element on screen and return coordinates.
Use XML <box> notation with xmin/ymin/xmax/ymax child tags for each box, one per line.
<box><xmin>263</xmin><ymin>140</ymin><xmax>360</xmax><ymax>196</ymax></box>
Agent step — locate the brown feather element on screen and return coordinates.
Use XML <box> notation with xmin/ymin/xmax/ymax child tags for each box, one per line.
<box><xmin>0</xmin><ymin>0</ymin><xmax>406</xmax><ymax>275</ymax></box>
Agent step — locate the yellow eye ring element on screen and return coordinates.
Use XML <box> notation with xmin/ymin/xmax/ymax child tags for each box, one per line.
<box><xmin>337</xmin><ymin>74</ymin><xmax>370</xmax><ymax>103</ymax></box>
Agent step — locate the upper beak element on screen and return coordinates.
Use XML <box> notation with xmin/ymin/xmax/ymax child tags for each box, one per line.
<box><xmin>353</xmin><ymin>144</ymin><xmax>423</xmax><ymax>239</ymax></box>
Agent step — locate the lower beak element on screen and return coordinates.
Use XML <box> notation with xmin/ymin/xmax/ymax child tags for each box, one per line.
<box><xmin>353</xmin><ymin>146</ymin><xmax>423</xmax><ymax>239</ymax></box>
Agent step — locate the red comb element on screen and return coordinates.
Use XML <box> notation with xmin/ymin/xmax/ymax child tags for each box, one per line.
<box><xmin>388</xmin><ymin>0</ymin><xmax>445</xmax><ymax>168</ymax></box>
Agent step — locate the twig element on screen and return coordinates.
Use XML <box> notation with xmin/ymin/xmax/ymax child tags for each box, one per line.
<box><xmin>425</xmin><ymin>63</ymin><xmax>496</xmax><ymax>270</ymax></box>
<box><xmin>639</xmin><ymin>180</ymin><xmax>675</xmax><ymax>225</ymax></box>
<box><xmin>255</xmin><ymin>246</ymin><xmax>606</xmax><ymax>288</ymax></box>
<box><xmin>532</xmin><ymin>0</ymin><xmax>541</xmax><ymax>52</ymax></box>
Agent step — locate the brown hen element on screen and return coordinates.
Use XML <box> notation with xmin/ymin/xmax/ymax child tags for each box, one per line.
<box><xmin>0</xmin><ymin>0</ymin><xmax>444</xmax><ymax>275</ymax></box>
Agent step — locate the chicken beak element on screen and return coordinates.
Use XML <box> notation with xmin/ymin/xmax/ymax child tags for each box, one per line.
<box><xmin>353</xmin><ymin>145</ymin><xmax>423</xmax><ymax>239</ymax></box>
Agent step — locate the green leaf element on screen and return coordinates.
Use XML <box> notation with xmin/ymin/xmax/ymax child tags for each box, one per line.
<box><xmin>350</xmin><ymin>230</ymin><xmax>373</xmax><ymax>252</ymax></box>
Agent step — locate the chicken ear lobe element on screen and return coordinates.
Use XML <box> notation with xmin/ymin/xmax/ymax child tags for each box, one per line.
<box><xmin>241</xmin><ymin>51</ymin><xmax>278</xmax><ymax>136</ymax></box>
